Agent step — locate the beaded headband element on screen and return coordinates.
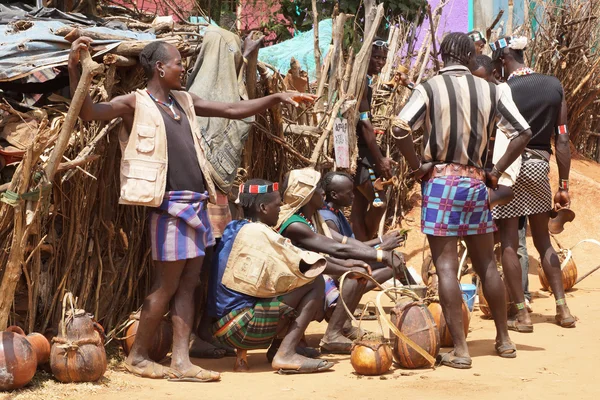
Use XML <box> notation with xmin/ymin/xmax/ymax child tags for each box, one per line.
<box><xmin>240</xmin><ymin>182</ymin><xmax>279</xmax><ymax>194</ymax></box>
<box><xmin>469</xmin><ymin>31</ymin><xmax>486</xmax><ymax>43</ymax></box>
<box><xmin>490</xmin><ymin>36</ymin><xmax>528</xmax><ymax>52</ymax></box>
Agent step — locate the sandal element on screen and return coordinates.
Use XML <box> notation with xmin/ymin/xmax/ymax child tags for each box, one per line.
<box><xmin>123</xmin><ymin>362</ymin><xmax>180</xmax><ymax>379</ymax></box>
<box><xmin>168</xmin><ymin>366</ymin><xmax>221</xmax><ymax>382</ymax></box>
<box><xmin>276</xmin><ymin>359</ymin><xmax>334</xmax><ymax>375</ymax></box>
<box><xmin>319</xmin><ymin>340</ymin><xmax>353</xmax><ymax>355</ymax></box>
<box><xmin>267</xmin><ymin>340</ymin><xmax>321</xmax><ymax>363</ymax></box>
<box><xmin>555</xmin><ymin>314</ymin><xmax>576</xmax><ymax>328</ymax></box>
<box><xmin>507</xmin><ymin>318</ymin><xmax>534</xmax><ymax>333</ymax></box>
<box><xmin>495</xmin><ymin>341</ymin><xmax>517</xmax><ymax>358</ymax></box>
<box><xmin>436</xmin><ymin>351</ymin><xmax>472</xmax><ymax>369</ymax></box>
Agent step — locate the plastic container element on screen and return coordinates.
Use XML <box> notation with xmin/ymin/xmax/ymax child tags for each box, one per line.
<box><xmin>460</xmin><ymin>283</ymin><xmax>477</xmax><ymax>312</ymax></box>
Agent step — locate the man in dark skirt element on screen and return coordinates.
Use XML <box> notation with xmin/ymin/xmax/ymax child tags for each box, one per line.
<box><xmin>392</xmin><ymin>32</ymin><xmax>532</xmax><ymax>368</ymax></box>
<box><xmin>490</xmin><ymin>36</ymin><xmax>576</xmax><ymax>331</ymax></box>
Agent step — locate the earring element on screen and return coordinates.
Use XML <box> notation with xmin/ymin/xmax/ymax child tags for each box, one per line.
<box><xmin>501</xmin><ymin>65</ymin><xmax>505</xmax><ymax>80</ymax></box>
<box><xmin>159</xmin><ymin>70</ymin><xmax>165</xmax><ymax>78</ymax></box>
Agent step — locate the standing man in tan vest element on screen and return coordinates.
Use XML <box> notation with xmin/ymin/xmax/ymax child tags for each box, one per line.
<box><xmin>68</xmin><ymin>37</ymin><xmax>315</xmax><ymax>382</ymax></box>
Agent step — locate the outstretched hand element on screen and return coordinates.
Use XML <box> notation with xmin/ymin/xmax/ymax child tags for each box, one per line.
<box><xmin>68</xmin><ymin>36</ymin><xmax>93</xmax><ymax>67</ymax></box>
<box><xmin>279</xmin><ymin>92</ymin><xmax>318</xmax><ymax>107</ymax></box>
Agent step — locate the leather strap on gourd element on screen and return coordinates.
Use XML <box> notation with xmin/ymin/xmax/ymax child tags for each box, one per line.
<box><xmin>376</xmin><ymin>288</ymin><xmax>436</xmax><ymax>366</ymax></box>
<box><xmin>338</xmin><ymin>270</ymin><xmax>436</xmax><ymax>367</ymax></box>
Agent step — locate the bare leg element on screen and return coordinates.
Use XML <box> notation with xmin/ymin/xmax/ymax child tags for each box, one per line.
<box><xmin>351</xmin><ymin>187</ymin><xmax>370</xmax><ymax>241</ymax></box>
<box><xmin>322</xmin><ymin>277</ymin><xmax>366</xmax><ymax>348</ymax></box>
<box><xmin>170</xmin><ymin>256</ymin><xmax>220</xmax><ymax>380</ymax></box>
<box><xmin>342</xmin><ymin>267</ymin><xmax>392</xmax><ymax>334</ymax></box>
<box><xmin>125</xmin><ymin>260</ymin><xmax>185</xmax><ymax>377</ymax></box>
<box><xmin>272</xmin><ymin>278</ymin><xmax>331</xmax><ymax>370</ymax></box>
<box><xmin>463</xmin><ymin>233</ymin><xmax>512</xmax><ymax>348</ymax></box>
<box><xmin>428</xmin><ymin>236</ymin><xmax>469</xmax><ymax>359</ymax></box>
<box><xmin>528</xmin><ymin>212</ymin><xmax>574</xmax><ymax>323</ymax></box>
<box><xmin>355</xmin><ymin>182</ymin><xmax>387</xmax><ymax>240</ymax></box>
<box><xmin>497</xmin><ymin>217</ymin><xmax>532</xmax><ymax>327</ymax></box>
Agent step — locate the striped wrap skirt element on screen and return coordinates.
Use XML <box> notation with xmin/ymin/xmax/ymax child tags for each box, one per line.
<box><xmin>421</xmin><ymin>175</ymin><xmax>496</xmax><ymax>237</ymax></box>
<box><xmin>149</xmin><ymin>190</ymin><xmax>215</xmax><ymax>262</ymax></box>
<box><xmin>212</xmin><ymin>299</ymin><xmax>296</xmax><ymax>350</ymax></box>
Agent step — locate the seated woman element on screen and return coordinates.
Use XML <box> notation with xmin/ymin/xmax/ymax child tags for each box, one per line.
<box><xmin>276</xmin><ymin>168</ymin><xmax>405</xmax><ymax>354</ymax></box>
<box><xmin>208</xmin><ymin>179</ymin><xmax>334</xmax><ymax>374</ymax></box>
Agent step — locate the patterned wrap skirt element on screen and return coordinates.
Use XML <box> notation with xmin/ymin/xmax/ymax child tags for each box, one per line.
<box><xmin>212</xmin><ymin>299</ymin><xmax>296</xmax><ymax>350</ymax></box>
<box><xmin>492</xmin><ymin>157</ymin><xmax>553</xmax><ymax>220</ymax></box>
<box><xmin>421</xmin><ymin>175</ymin><xmax>496</xmax><ymax>237</ymax></box>
<box><xmin>149</xmin><ymin>191</ymin><xmax>216</xmax><ymax>261</ymax></box>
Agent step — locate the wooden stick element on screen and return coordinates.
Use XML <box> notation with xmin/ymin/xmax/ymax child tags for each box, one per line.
<box><xmin>426</xmin><ymin>5</ymin><xmax>441</xmax><ymax>72</ymax></box>
<box><xmin>311</xmin><ymin>0</ymin><xmax>322</xmax><ymax>83</ymax></box>
<box><xmin>245</xmin><ymin>31</ymin><xmax>264</xmax><ymax>100</ymax></box>
<box><xmin>44</xmin><ymin>45</ymin><xmax>103</xmax><ymax>181</ymax></box>
<box><xmin>486</xmin><ymin>10</ymin><xmax>505</xmax><ymax>40</ymax></box>
<box><xmin>575</xmin><ymin>264</ymin><xmax>600</xmax><ymax>285</ymax></box>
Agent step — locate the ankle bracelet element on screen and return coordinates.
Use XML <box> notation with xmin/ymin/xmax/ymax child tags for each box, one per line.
<box><xmin>515</xmin><ymin>302</ymin><xmax>526</xmax><ymax>310</ymax></box>
<box><xmin>556</xmin><ymin>298</ymin><xmax>566</xmax><ymax>306</ymax></box>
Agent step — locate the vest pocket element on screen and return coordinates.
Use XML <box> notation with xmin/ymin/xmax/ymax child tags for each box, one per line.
<box><xmin>120</xmin><ymin>160</ymin><xmax>164</xmax><ymax>204</ymax></box>
<box><xmin>135</xmin><ymin>125</ymin><xmax>157</xmax><ymax>153</ymax></box>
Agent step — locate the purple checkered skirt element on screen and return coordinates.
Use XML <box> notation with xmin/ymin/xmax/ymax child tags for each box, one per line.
<box><xmin>421</xmin><ymin>176</ymin><xmax>496</xmax><ymax>237</ymax></box>
<box><xmin>149</xmin><ymin>191</ymin><xmax>216</xmax><ymax>261</ymax></box>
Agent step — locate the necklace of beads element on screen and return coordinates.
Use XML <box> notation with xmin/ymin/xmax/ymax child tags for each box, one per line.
<box><xmin>146</xmin><ymin>90</ymin><xmax>180</xmax><ymax>120</ymax></box>
<box><xmin>297</xmin><ymin>212</ymin><xmax>316</xmax><ymax>232</ymax></box>
<box><xmin>507</xmin><ymin>67</ymin><xmax>534</xmax><ymax>81</ymax></box>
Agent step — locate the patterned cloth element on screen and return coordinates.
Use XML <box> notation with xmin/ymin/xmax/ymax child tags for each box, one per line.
<box><xmin>149</xmin><ymin>191</ymin><xmax>215</xmax><ymax>261</ymax></box>
<box><xmin>395</xmin><ymin>65</ymin><xmax>530</xmax><ymax>169</ymax></box>
<box><xmin>421</xmin><ymin>176</ymin><xmax>496</xmax><ymax>236</ymax></box>
<box><xmin>492</xmin><ymin>157</ymin><xmax>553</xmax><ymax>220</ymax></box>
<box><xmin>206</xmin><ymin>191</ymin><xmax>232</xmax><ymax>239</ymax></box>
<box><xmin>324</xmin><ymin>275</ymin><xmax>340</xmax><ymax>310</ymax></box>
<box><xmin>212</xmin><ymin>298</ymin><xmax>296</xmax><ymax>350</ymax></box>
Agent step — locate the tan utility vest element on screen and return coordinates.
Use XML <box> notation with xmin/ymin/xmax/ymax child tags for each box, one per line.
<box><xmin>118</xmin><ymin>89</ymin><xmax>217</xmax><ymax>207</ymax></box>
<box><xmin>222</xmin><ymin>222</ymin><xmax>326</xmax><ymax>298</ymax></box>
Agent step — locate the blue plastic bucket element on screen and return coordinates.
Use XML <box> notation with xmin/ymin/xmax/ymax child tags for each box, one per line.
<box><xmin>460</xmin><ymin>283</ymin><xmax>477</xmax><ymax>312</ymax></box>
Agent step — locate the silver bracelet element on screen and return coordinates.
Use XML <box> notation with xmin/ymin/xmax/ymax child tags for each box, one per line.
<box><xmin>379</xmin><ymin>236</ymin><xmax>383</xmax><ymax>244</ymax></box>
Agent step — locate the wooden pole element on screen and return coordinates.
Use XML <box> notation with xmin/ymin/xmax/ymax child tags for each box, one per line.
<box><xmin>312</xmin><ymin>0</ymin><xmax>322</xmax><ymax>83</ymax></box>
<box><xmin>44</xmin><ymin>49</ymin><xmax>103</xmax><ymax>180</ymax></box>
<box><xmin>0</xmin><ymin>37</ymin><xmax>102</xmax><ymax>329</ymax></box>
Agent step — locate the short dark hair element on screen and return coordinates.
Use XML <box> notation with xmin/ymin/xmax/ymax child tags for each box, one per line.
<box><xmin>139</xmin><ymin>41</ymin><xmax>173</xmax><ymax>78</ymax></box>
<box><xmin>440</xmin><ymin>32</ymin><xmax>475</xmax><ymax>66</ymax></box>
<box><xmin>491</xmin><ymin>36</ymin><xmax>525</xmax><ymax>63</ymax></box>
<box><xmin>238</xmin><ymin>179</ymin><xmax>277</xmax><ymax>217</ymax></box>
<box><xmin>475</xmin><ymin>54</ymin><xmax>494</xmax><ymax>75</ymax></box>
<box><xmin>320</xmin><ymin>171</ymin><xmax>353</xmax><ymax>202</ymax></box>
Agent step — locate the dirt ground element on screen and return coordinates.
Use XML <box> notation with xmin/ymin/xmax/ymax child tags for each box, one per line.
<box><xmin>4</xmin><ymin>157</ymin><xmax>600</xmax><ymax>400</ymax></box>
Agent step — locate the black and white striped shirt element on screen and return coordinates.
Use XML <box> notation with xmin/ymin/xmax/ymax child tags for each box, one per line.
<box><xmin>395</xmin><ymin>65</ymin><xmax>530</xmax><ymax>168</ymax></box>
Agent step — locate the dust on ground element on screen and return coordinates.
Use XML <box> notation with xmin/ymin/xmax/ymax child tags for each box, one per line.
<box><xmin>3</xmin><ymin>157</ymin><xmax>599</xmax><ymax>400</ymax></box>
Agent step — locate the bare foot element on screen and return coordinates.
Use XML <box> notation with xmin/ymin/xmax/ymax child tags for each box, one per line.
<box><xmin>234</xmin><ymin>349</ymin><xmax>248</xmax><ymax>372</ymax></box>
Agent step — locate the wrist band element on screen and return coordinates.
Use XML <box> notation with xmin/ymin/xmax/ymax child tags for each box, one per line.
<box><xmin>374</xmin><ymin>244</ymin><xmax>381</xmax><ymax>250</ymax></box>
<box><xmin>378</xmin><ymin>236</ymin><xmax>383</xmax><ymax>244</ymax></box>
<box><xmin>341</xmin><ymin>236</ymin><xmax>348</xmax><ymax>244</ymax></box>
<box><xmin>359</xmin><ymin>112</ymin><xmax>370</xmax><ymax>121</ymax></box>
<box><xmin>376</xmin><ymin>249</ymin><xmax>383</xmax><ymax>263</ymax></box>
<box><xmin>556</xmin><ymin>125</ymin><xmax>568</xmax><ymax>135</ymax></box>
<box><xmin>559</xmin><ymin>179</ymin><xmax>569</xmax><ymax>190</ymax></box>
<box><xmin>492</xmin><ymin>165</ymin><xmax>503</xmax><ymax>176</ymax></box>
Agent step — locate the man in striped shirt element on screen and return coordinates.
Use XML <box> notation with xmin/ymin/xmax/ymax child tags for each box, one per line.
<box><xmin>392</xmin><ymin>32</ymin><xmax>533</xmax><ymax>368</ymax></box>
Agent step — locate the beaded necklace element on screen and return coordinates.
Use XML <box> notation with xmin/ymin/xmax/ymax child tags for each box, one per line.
<box><xmin>146</xmin><ymin>90</ymin><xmax>180</xmax><ymax>120</ymax></box>
<box><xmin>297</xmin><ymin>212</ymin><xmax>316</xmax><ymax>232</ymax></box>
<box><xmin>323</xmin><ymin>205</ymin><xmax>340</xmax><ymax>215</ymax></box>
<box><xmin>507</xmin><ymin>67</ymin><xmax>534</xmax><ymax>81</ymax></box>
